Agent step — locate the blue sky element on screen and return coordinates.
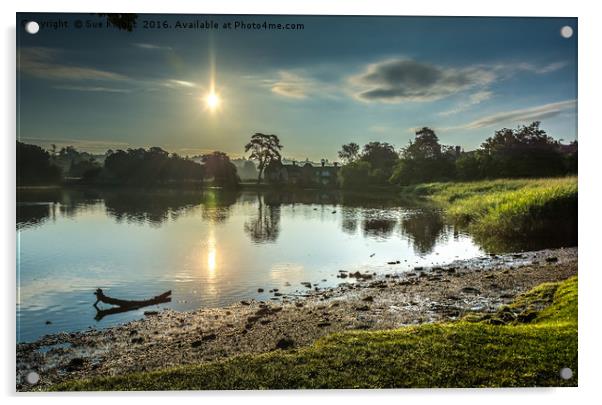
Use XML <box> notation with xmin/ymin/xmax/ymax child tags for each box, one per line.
<box><xmin>17</xmin><ymin>14</ymin><xmax>577</xmax><ymax>161</ymax></box>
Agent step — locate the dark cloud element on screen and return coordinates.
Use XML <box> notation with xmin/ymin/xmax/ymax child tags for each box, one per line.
<box><xmin>351</xmin><ymin>59</ymin><xmax>496</xmax><ymax>103</ymax></box>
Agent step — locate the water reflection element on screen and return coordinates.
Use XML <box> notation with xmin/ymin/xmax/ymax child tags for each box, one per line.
<box><xmin>15</xmin><ymin>188</ymin><xmax>494</xmax><ymax>342</ymax></box>
<box><xmin>244</xmin><ymin>194</ymin><xmax>281</xmax><ymax>243</ymax></box>
<box><xmin>400</xmin><ymin>209</ymin><xmax>446</xmax><ymax>255</ymax></box>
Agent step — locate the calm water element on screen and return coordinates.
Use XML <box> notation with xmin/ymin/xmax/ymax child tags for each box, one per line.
<box><xmin>17</xmin><ymin>188</ymin><xmax>485</xmax><ymax>343</ymax></box>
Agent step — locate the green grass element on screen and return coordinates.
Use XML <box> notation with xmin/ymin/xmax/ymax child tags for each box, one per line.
<box><xmin>401</xmin><ymin>177</ymin><xmax>577</xmax><ymax>251</ymax></box>
<box><xmin>52</xmin><ymin>276</ymin><xmax>577</xmax><ymax>391</ymax></box>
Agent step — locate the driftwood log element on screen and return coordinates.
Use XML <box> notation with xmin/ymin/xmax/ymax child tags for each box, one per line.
<box><xmin>93</xmin><ymin>288</ymin><xmax>171</xmax><ymax>320</ymax></box>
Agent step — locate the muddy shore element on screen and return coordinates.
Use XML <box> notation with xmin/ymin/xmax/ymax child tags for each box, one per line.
<box><xmin>17</xmin><ymin>247</ymin><xmax>577</xmax><ymax>391</ymax></box>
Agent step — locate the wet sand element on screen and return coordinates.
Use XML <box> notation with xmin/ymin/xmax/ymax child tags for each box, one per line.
<box><xmin>17</xmin><ymin>247</ymin><xmax>577</xmax><ymax>391</ymax></box>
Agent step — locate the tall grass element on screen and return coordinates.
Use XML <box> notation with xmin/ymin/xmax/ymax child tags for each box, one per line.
<box><xmin>402</xmin><ymin>177</ymin><xmax>577</xmax><ymax>251</ymax></box>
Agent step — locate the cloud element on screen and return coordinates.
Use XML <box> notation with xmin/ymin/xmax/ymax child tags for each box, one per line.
<box><xmin>505</xmin><ymin>61</ymin><xmax>569</xmax><ymax>75</ymax></box>
<box><xmin>132</xmin><ymin>43</ymin><xmax>173</xmax><ymax>51</ymax></box>
<box><xmin>18</xmin><ymin>47</ymin><xmax>128</xmax><ymax>81</ymax></box>
<box><xmin>163</xmin><ymin>79</ymin><xmax>197</xmax><ymax>88</ymax></box>
<box><xmin>269</xmin><ymin>71</ymin><xmax>314</xmax><ymax>99</ymax></box>
<box><xmin>461</xmin><ymin>99</ymin><xmax>577</xmax><ymax>129</ymax></box>
<box><xmin>439</xmin><ymin>90</ymin><xmax>493</xmax><ymax>116</ymax></box>
<box><xmin>53</xmin><ymin>85</ymin><xmax>132</xmax><ymax>93</ymax></box>
<box><xmin>349</xmin><ymin>59</ymin><xmax>496</xmax><ymax>103</ymax></box>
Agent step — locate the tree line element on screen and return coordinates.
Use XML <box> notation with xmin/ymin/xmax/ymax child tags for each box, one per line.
<box><xmin>17</xmin><ymin>122</ymin><xmax>576</xmax><ymax>188</ymax></box>
<box><xmin>338</xmin><ymin>121</ymin><xmax>577</xmax><ymax>188</ymax></box>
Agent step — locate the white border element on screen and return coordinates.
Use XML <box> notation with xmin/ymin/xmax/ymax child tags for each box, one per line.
<box><xmin>2</xmin><ymin>1</ymin><xmax>601</xmax><ymax>404</ymax></box>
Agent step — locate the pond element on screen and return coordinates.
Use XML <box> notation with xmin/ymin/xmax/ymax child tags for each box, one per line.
<box><xmin>17</xmin><ymin>187</ymin><xmax>487</xmax><ymax>342</ymax></box>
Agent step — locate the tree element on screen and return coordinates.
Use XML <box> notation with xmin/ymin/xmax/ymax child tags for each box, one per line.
<box><xmin>337</xmin><ymin>142</ymin><xmax>360</xmax><ymax>164</ymax></box>
<box><xmin>390</xmin><ymin>127</ymin><xmax>456</xmax><ymax>185</ymax></box>
<box><xmin>104</xmin><ymin>147</ymin><xmax>204</xmax><ymax>185</ymax></box>
<box><xmin>339</xmin><ymin>160</ymin><xmax>372</xmax><ymax>189</ymax></box>
<box><xmin>245</xmin><ymin>133</ymin><xmax>283</xmax><ymax>184</ymax></box>
<box><xmin>360</xmin><ymin>141</ymin><xmax>399</xmax><ymax>184</ymax></box>
<box><xmin>201</xmin><ymin>151</ymin><xmax>240</xmax><ymax>188</ymax></box>
<box><xmin>16</xmin><ymin>142</ymin><xmax>62</xmax><ymax>185</ymax></box>
<box><xmin>479</xmin><ymin>121</ymin><xmax>565</xmax><ymax>178</ymax></box>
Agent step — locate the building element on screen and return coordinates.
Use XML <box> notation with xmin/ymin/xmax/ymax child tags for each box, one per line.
<box><xmin>265</xmin><ymin>160</ymin><xmax>340</xmax><ymax>187</ymax></box>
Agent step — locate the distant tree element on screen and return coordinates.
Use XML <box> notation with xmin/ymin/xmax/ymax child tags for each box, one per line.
<box><xmin>245</xmin><ymin>133</ymin><xmax>283</xmax><ymax>184</ymax></box>
<box><xmin>104</xmin><ymin>147</ymin><xmax>204</xmax><ymax>185</ymax></box>
<box><xmin>16</xmin><ymin>142</ymin><xmax>62</xmax><ymax>185</ymax></box>
<box><xmin>390</xmin><ymin>127</ymin><xmax>456</xmax><ymax>185</ymax></box>
<box><xmin>201</xmin><ymin>151</ymin><xmax>240</xmax><ymax>188</ymax></box>
<box><xmin>359</xmin><ymin>141</ymin><xmax>399</xmax><ymax>184</ymax></box>
<box><xmin>479</xmin><ymin>121</ymin><xmax>565</xmax><ymax>178</ymax></box>
<box><xmin>339</xmin><ymin>160</ymin><xmax>372</xmax><ymax>189</ymax></box>
<box><xmin>337</xmin><ymin>142</ymin><xmax>360</xmax><ymax>164</ymax></box>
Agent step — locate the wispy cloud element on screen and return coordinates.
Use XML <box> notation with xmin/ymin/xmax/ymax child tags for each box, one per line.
<box><xmin>132</xmin><ymin>43</ymin><xmax>173</xmax><ymax>51</ymax></box>
<box><xmin>53</xmin><ymin>85</ymin><xmax>132</xmax><ymax>93</ymax></box>
<box><xmin>461</xmin><ymin>99</ymin><xmax>577</xmax><ymax>129</ymax></box>
<box><xmin>269</xmin><ymin>71</ymin><xmax>315</xmax><ymax>99</ymax></box>
<box><xmin>439</xmin><ymin>90</ymin><xmax>493</xmax><ymax>116</ymax></box>
<box><xmin>265</xmin><ymin>70</ymin><xmax>338</xmax><ymax>100</ymax></box>
<box><xmin>163</xmin><ymin>79</ymin><xmax>197</xmax><ymax>88</ymax></box>
<box><xmin>18</xmin><ymin>47</ymin><xmax>128</xmax><ymax>81</ymax></box>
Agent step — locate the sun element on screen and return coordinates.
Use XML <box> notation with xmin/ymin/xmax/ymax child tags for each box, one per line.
<box><xmin>204</xmin><ymin>91</ymin><xmax>221</xmax><ymax>112</ymax></box>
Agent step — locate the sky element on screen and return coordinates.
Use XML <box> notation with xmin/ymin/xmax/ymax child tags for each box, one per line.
<box><xmin>17</xmin><ymin>13</ymin><xmax>577</xmax><ymax>162</ymax></box>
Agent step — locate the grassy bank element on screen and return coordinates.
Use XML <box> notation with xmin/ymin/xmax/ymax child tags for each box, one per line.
<box><xmin>402</xmin><ymin>177</ymin><xmax>577</xmax><ymax>251</ymax></box>
<box><xmin>53</xmin><ymin>276</ymin><xmax>577</xmax><ymax>390</ymax></box>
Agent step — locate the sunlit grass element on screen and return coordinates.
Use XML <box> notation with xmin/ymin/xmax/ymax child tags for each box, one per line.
<box><xmin>401</xmin><ymin>177</ymin><xmax>577</xmax><ymax>249</ymax></box>
<box><xmin>52</xmin><ymin>277</ymin><xmax>577</xmax><ymax>390</ymax></box>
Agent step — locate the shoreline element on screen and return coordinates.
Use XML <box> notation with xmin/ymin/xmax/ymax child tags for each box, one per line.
<box><xmin>17</xmin><ymin>246</ymin><xmax>577</xmax><ymax>391</ymax></box>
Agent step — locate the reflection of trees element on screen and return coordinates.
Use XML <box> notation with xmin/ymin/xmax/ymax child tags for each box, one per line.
<box><xmin>362</xmin><ymin>218</ymin><xmax>397</xmax><ymax>238</ymax></box>
<box><xmin>244</xmin><ymin>195</ymin><xmax>281</xmax><ymax>243</ymax></box>
<box><xmin>16</xmin><ymin>188</ymin><xmax>100</xmax><ymax>229</ymax></box>
<box><xmin>200</xmin><ymin>190</ymin><xmax>239</xmax><ymax>223</ymax></box>
<box><xmin>17</xmin><ymin>204</ymin><xmax>52</xmax><ymax>230</ymax></box>
<box><xmin>400</xmin><ymin>209</ymin><xmax>445</xmax><ymax>255</ymax></box>
<box><xmin>341</xmin><ymin>207</ymin><xmax>359</xmax><ymax>235</ymax></box>
<box><xmin>105</xmin><ymin>189</ymin><xmax>238</xmax><ymax>226</ymax></box>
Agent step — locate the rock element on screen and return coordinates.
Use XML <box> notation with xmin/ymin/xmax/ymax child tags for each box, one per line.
<box><xmin>301</xmin><ymin>282</ymin><xmax>312</xmax><ymax>288</ymax></box>
<box><xmin>460</xmin><ymin>287</ymin><xmax>481</xmax><ymax>295</ymax></box>
<box><xmin>414</xmin><ymin>266</ymin><xmax>424</xmax><ymax>271</ymax></box>
<box><xmin>65</xmin><ymin>357</ymin><xmax>85</xmax><ymax>371</ymax></box>
<box><xmin>45</xmin><ymin>320</ymin><xmax>52</xmax><ymax>325</ymax></box>
<box><xmin>337</xmin><ymin>273</ymin><xmax>348</xmax><ymax>279</ymax></box>
<box><xmin>240</xmin><ymin>300</ymin><xmax>251</xmax><ymax>305</ymax></box>
<box><xmin>387</xmin><ymin>261</ymin><xmax>397</xmax><ymax>265</ymax></box>
<box><xmin>274</xmin><ymin>292</ymin><xmax>283</xmax><ymax>297</ymax></box>
<box><xmin>355</xmin><ymin>305</ymin><xmax>370</xmax><ymax>311</ymax></box>
<box><xmin>144</xmin><ymin>311</ymin><xmax>159</xmax><ymax>316</ymax></box>
<box><xmin>257</xmin><ymin>288</ymin><xmax>264</xmax><ymax>293</ymax></box>
<box><xmin>362</xmin><ymin>296</ymin><xmax>374</xmax><ymax>302</ymax></box>
<box><xmin>275</xmin><ymin>337</ymin><xmax>295</xmax><ymax>350</ymax></box>
<box><xmin>545</xmin><ymin>257</ymin><xmax>559</xmax><ymax>263</ymax></box>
